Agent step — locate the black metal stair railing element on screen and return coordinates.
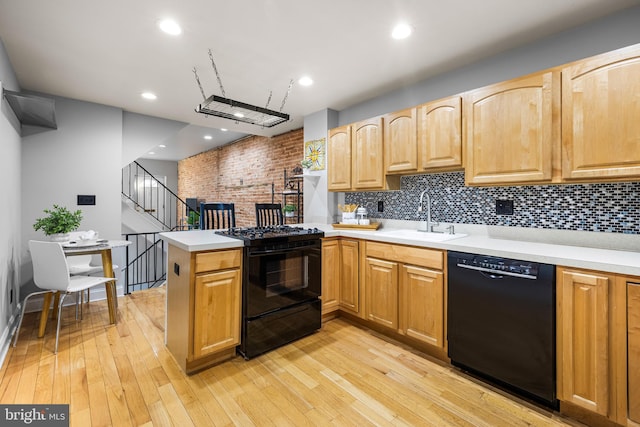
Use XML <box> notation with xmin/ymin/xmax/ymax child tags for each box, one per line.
<box><xmin>122</xmin><ymin>161</ymin><xmax>195</xmax><ymax>231</ymax></box>
<box><xmin>123</xmin><ymin>232</ymin><xmax>166</xmax><ymax>294</ymax></box>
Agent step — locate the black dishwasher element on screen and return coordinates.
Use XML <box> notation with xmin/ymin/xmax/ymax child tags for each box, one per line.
<box><xmin>447</xmin><ymin>251</ymin><xmax>557</xmax><ymax>408</ymax></box>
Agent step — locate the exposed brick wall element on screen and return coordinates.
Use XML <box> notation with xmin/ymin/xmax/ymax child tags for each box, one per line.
<box><xmin>178</xmin><ymin>128</ymin><xmax>304</xmax><ymax>227</ymax></box>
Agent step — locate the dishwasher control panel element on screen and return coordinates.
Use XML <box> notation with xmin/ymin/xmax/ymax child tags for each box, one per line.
<box><xmin>455</xmin><ymin>253</ymin><xmax>540</xmax><ymax>278</ymax></box>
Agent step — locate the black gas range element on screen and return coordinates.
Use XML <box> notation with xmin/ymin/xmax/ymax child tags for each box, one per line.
<box><xmin>216</xmin><ymin>225</ymin><xmax>324</xmax><ymax>359</ymax></box>
<box><xmin>216</xmin><ymin>225</ymin><xmax>324</xmax><ymax>246</ymax></box>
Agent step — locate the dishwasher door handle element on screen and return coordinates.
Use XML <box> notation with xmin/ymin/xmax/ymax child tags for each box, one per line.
<box><xmin>455</xmin><ymin>263</ymin><xmax>537</xmax><ymax>280</ymax></box>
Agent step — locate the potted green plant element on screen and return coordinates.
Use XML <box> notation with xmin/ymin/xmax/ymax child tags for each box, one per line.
<box><xmin>283</xmin><ymin>204</ymin><xmax>296</xmax><ymax>218</ymax></box>
<box><xmin>187</xmin><ymin>210</ymin><xmax>200</xmax><ymax>229</ymax></box>
<box><xmin>33</xmin><ymin>204</ymin><xmax>83</xmax><ymax>241</ymax></box>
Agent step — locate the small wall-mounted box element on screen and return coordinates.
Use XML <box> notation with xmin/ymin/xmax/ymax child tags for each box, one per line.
<box><xmin>77</xmin><ymin>195</ymin><xmax>96</xmax><ymax>206</ymax></box>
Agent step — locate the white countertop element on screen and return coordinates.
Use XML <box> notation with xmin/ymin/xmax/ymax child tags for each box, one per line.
<box><xmin>160</xmin><ymin>224</ymin><xmax>640</xmax><ymax>277</ymax></box>
<box><xmin>159</xmin><ymin>230</ymin><xmax>244</xmax><ymax>252</ymax></box>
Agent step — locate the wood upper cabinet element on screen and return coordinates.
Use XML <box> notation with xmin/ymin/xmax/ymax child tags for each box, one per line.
<box><xmin>562</xmin><ymin>44</ymin><xmax>640</xmax><ymax>181</ymax></box>
<box><xmin>193</xmin><ymin>268</ymin><xmax>241</xmax><ymax>359</ymax></box>
<box><xmin>321</xmin><ymin>239</ymin><xmax>340</xmax><ymax>315</ymax></box>
<box><xmin>418</xmin><ymin>95</ymin><xmax>463</xmax><ymax>171</ymax></box>
<box><xmin>384</xmin><ymin>108</ymin><xmax>418</xmax><ymax>173</ymax></box>
<box><xmin>628</xmin><ymin>282</ymin><xmax>640</xmax><ymax>424</ymax></box>
<box><xmin>464</xmin><ymin>70</ymin><xmax>560</xmax><ymax>185</ymax></box>
<box><xmin>339</xmin><ymin>239</ymin><xmax>360</xmax><ymax>315</ymax></box>
<box><xmin>557</xmin><ymin>267</ymin><xmax>611</xmax><ymax>416</ymax></box>
<box><xmin>352</xmin><ymin>117</ymin><xmax>385</xmax><ymax>190</ymax></box>
<box><xmin>365</xmin><ymin>256</ymin><xmax>398</xmax><ymax>330</ymax></box>
<box><xmin>400</xmin><ymin>264</ymin><xmax>444</xmax><ymax>349</ymax></box>
<box><xmin>328</xmin><ymin>125</ymin><xmax>352</xmax><ymax>191</ymax></box>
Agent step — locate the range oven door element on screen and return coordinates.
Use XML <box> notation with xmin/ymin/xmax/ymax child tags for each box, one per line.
<box><xmin>244</xmin><ymin>241</ymin><xmax>321</xmax><ymax>319</ymax></box>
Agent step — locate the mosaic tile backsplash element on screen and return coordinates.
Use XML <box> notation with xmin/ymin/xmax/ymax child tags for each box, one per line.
<box><xmin>344</xmin><ymin>172</ymin><xmax>640</xmax><ymax>234</ymax></box>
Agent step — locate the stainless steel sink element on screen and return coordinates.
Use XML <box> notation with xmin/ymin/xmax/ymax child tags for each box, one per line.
<box><xmin>376</xmin><ymin>229</ymin><xmax>467</xmax><ymax>242</ymax></box>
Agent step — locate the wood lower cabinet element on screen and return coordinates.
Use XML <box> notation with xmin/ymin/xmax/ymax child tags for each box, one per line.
<box><xmin>628</xmin><ymin>282</ymin><xmax>640</xmax><ymax>424</ymax></box>
<box><xmin>558</xmin><ymin>268</ymin><xmax>640</xmax><ymax>426</ymax></box>
<box><xmin>557</xmin><ymin>267</ymin><xmax>611</xmax><ymax>416</ymax></box>
<box><xmin>365</xmin><ymin>257</ymin><xmax>399</xmax><ymax>330</ymax></box>
<box><xmin>464</xmin><ymin>70</ymin><xmax>559</xmax><ymax>185</ymax></box>
<box><xmin>562</xmin><ymin>44</ymin><xmax>640</xmax><ymax>181</ymax></box>
<box><xmin>339</xmin><ymin>239</ymin><xmax>360</xmax><ymax>315</ymax></box>
<box><xmin>418</xmin><ymin>95</ymin><xmax>463</xmax><ymax>171</ymax></box>
<box><xmin>321</xmin><ymin>239</ymin><xmax>340</xmax><ymax>315</ymax></box>
<box><xmin>166</xmin><ymin>245</ymin><xmax>242</xmax><ymax>373</ymax></box>
<box><xmin>363</xmin><ymin>241</ymin><xmax>445</xmax><ymax>352</ymax></box>
<box><xmin>400</xmin><ymin>265</ymin><xmax>444</xmax><ymax>349</ymax></box>
<box><xmin>193</xmin><ymin>269</ymin><xmax>241</xmax><ymax>359</ymax></box>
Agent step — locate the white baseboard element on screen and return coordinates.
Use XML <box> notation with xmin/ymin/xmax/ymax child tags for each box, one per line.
<box><xmin>0</xmin><ymin>310</ymin><xmax>18</xmax><ymax>371</ymax></box>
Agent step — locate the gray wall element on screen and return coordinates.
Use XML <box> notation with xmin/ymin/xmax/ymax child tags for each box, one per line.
<box><xmin>136</xmin><ymin>158</ymin><xmax>179</xmax><ymax>196</ymax></box>
<box><xmin>303</xmin><ymin>109</ymin><xmax>338</xmax><ymax>224</ymax></box>
<box><xmin>122</xmin><ymin>112</ymin><xmax>187</xmax><ymax>167</ymax></box>
<box><xmin>20</xmin><ymin>95</ymin><xmax>123</xmax><ymax>299</ymax></box>
<box><xmin>0</xmin><ymin>38</ymin><xmax>21</xmax><ymax>361</ymax></box>
<box><xmin>338</xmin><ymin>5</ymin><xmax>640</xmax><ymax>125</ymax></box>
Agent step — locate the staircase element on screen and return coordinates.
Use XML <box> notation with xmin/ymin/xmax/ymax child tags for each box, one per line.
<box><xmin>121</xmin><ymin>161</ymin><xmax>194</xmax><ymax>293</ymax></box>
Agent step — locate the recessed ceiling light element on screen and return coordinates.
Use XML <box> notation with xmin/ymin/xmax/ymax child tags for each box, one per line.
<box><xmin>158</xmin><ymin>19</ymin><xmax>182</xmax><ymax>36</ymax></box>
<box><xmin>220</xmin><ymin>128</ymin><xmax>228</xmax><ymax>132</ymax></box>
<box><xmin>298</xmin><ymin>76</ymin><xmax>313</xmax><ymax>86</ymax></box>
<box><xmin>148</xmin><ymin>151</ymin><xmax>155</xmax><ymax>155</ymax></box>
<box><xmin>141</xmin><ymin>92</ymin><xmax>157</xmax><ymax>100</ymax></box>
<box><xmin>392</xmin><ymin>22</ymin><xmax>413</xmax><ymax>40</ymax></box>
<box><xmin>233</xmin><ymin>112</ymin><xmax>245</xmax><ymax>118</ymax></box>
<box><xmin>204</xmin><ymin>135</ymin><xmax>212</xmax><ymax>140</ymax></box>
<box><xmin>158</xmin><ymin>144</ymin><xmax>166</xmax><ymax>148</ymax></box>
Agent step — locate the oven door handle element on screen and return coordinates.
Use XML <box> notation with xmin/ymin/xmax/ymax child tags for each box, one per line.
<box><xmin>248</xmin><ymin>246</ymin><xmax>317</xmax><ymax>256</ymax></box>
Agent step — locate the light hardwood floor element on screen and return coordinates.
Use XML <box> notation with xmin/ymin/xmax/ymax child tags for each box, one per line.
<box><xmin>0</xmin><ymin>287</ymin><xmax>583</xmax><ymax>426</ymax></box>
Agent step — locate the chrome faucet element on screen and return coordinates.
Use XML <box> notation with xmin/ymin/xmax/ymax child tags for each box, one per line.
<box><xmin>417</xmin><ymin>190</ymin><xmax>439</xmax><ymax>232</ymax></box>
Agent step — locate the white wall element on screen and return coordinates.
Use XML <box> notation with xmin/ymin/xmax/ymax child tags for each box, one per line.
<box><xmin>20</xmin><ymin>96</ymin><xmax>123</xmax><ymax>296</ymax></box>
<box><xmin>0</xmin><ymin>39</ymin><xmax>22</xmax><ymax>363</ymax></box>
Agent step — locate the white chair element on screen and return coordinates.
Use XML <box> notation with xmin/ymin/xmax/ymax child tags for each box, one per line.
<box><xmin>13</xmin><ymin>240</ymin><xmax>117</xmax><ymax>353</ymax></box>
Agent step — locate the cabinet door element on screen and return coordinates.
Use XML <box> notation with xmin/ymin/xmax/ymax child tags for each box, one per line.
<box><xmin>339</xmin><ymin>239</ymin><xmax>360</xmax><ymax>315</ymax></box>
<box><xmin>418</xmin><ymin>95</ymin><xmax>463</xmax><ymax>170</ymax></box>
<box><xmin>400</xmin><ymin>265</ymin><xmax>444</xmax><ymax>349</ymax></box>
<box><xmin>193</xmin><ymin>269</ymin><xmax>241</xmax><ymax>359</ymax></box>
<box><xmin>384</xmin><ymin>108</ymin><xmax>417</xmax><ymax>173</ymax></box>
<box><xmin>629</xmin><ymin>282</ymin><xmax>640</xmax><ymax>423</ymax></box>
<box><xmin>352</xmin><ymin>117</ymin><xmax>384</xmax><ymax>189</ymax></box>
<box><xmin>562</xmin><ymin>44</ymin><xmax>640</xmax><ymax>180</ymax></box>
<box><xmin>328</xmin><ymin>125</ymin><xmax>352</xmax><ymax>191</ymax></box>
<box><xmin>464</xmin><ymin>70</ymin><xmax>559</xmax><ymax>185</ymax></box>
<box><xmin>365</xmin><ymin>257</ymin><xmax>398</xmax><ymax>330</ymax></box>
<box><xmin>321</xmin><ymin>239</ymin><xmax>340</xmax><ymax>315</ymax></box>
<box><xmin>557</xmin><ymin>268</ymin><xmax>610</xmax><ymax>416</ymax></box>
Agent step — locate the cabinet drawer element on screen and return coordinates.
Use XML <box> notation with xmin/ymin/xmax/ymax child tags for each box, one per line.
<box><xmin>195</xmin><ymin>249</ymin><xmax>242</xmax><ymax>273</ymax></box>
<box><xmin>366</xmin><ymin>241</ymin><xmax>443</xmax><ymax>270</ymax></box>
